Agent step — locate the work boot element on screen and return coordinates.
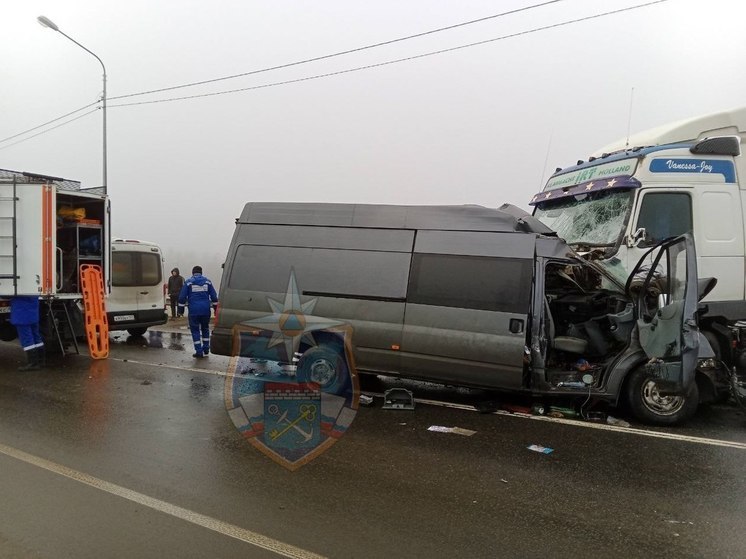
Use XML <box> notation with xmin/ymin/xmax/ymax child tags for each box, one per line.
<box><xmin>37</xmin><ymin>346</ymin><xmax>46</xmax><ymax>368</ymax></box>
<box><xmin>18</xmin><ymin>349</ymin><xmax>40</xmax><ymax>371</ymax></box>
<box><xmin>193</xmin><ymin>351</ymin><xmax>205</xmax><ymax>359</ymax></box>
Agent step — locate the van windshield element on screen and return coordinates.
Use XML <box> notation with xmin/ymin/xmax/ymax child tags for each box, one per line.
<box><xmin>534</xmin><ymin>190</ymin><xmax>633</xmax><ymax>247</ymax></box>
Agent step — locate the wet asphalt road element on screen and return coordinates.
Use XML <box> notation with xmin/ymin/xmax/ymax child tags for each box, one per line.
<box><xmin>0</xmin><ymin>324</ymin><xmax>745</xmax><ymax>558</ymax></box>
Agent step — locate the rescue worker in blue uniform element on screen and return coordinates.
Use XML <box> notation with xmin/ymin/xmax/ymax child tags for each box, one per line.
<box><xmin>10</xmin><ymin>295</ymin><xmax>45</xmax><ymax>371</ymax></box>
<box><xmin>178</xmin><ymin>266</ymin><xmax>218</xmax><ymax>358</ymax></box>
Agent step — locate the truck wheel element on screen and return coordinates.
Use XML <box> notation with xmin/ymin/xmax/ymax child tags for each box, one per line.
<box><xmin>127</xmin><ymin>327</ymin><xmax>148</xmax><ymax>337</ymax></box>
<box><xmin>625</xmin><ymin>367</ymin><xmax>699</xmax><ymax>425</ymax></box>
<box><xmin>297</xmin><ymin>345</ymin><xmax>347</xmax><ymax>392</ymax></box>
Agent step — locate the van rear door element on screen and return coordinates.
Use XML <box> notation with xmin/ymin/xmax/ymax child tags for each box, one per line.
<box><xmin>626</xmin><ymin>234</ymin><xmax>699</xmax><ymax>391</ymax></box>
<box><xmin>109</xmin><ymin>243</ymin><xmax>165</xmax><ymax>331</ymax></box>
<box><xmin>400</xmin><ymin>231</ymin><xmax>534</xmax><ymax>388</ymax></box>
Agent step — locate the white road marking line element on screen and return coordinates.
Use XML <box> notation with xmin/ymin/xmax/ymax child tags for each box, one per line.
<box><xmin>111</xmin><ymin>357</ymin><xmax>746</xmax><ymax>450</ymax></box>
<box><xmin>109</xmin><ymin>357</ymin><xmax>232</xmax><ymax>377</ymax></box>
<box><xmin>0</xmin><ymin>442</ymin><xmax>326</xmax><ymax>559</ymax></box>
<box><xmin>367</xmin><ymin>393</ymin><xmax>746</xmax><ymax>451</ymax></box>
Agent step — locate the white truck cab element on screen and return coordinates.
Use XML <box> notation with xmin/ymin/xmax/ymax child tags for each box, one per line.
<box><xmin>532</xmin><ymin>107</ymin><xmax>746</xmax><ymax>402</ymax></box>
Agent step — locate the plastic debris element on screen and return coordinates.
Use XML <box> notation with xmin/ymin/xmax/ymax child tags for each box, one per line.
<box><xmin>584</xmin><ymin>411</ymin><xmax>607</xmax><ymax>423</ymax></box>
<box><xmin>548</xmin><ymin>406</ymin><xmax>578</xmax><ymax>419</ymax></box>
<box><xmin>474</xmin><ymin>400</ymin><xmax>500</xmax><ymax>414</ymax></box>
<box><xmin>575</xmin><ymin>358</ymin><xmax>592</xmax><ymax>372</ymax></box>
<box><xmin>501</xmin><ymin>404</ymin><xmax>532</xmax><ymax>414</ymax></box>
<box><xmin>427</xmin><ymin>425</ymin><xmax>477</xmax><ymax>436</ymax></box>
<box><xmin>527</xmin><ymin>444</ymin><xmax>554</xmax><ymax>454</ymax></box>
<box><xmin>606</xmin><ymin>415</ymin><xmax>631</xmax><ymax>428</ymax></box>
<box><xmin>382</xmin><ymin>388</ymin><xmax>415</xmax><ymax>410</ymax></box>
<box><xmin>359</xmin><ymin>394</ymin><xmax>374</xmax><ymax>406</ymax></box>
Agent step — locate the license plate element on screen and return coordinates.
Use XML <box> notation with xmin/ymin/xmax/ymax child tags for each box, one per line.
<box><xmin>113</xmin><ymin>314</ymin><xmax>135</xmax><ymax>322</ymax></box>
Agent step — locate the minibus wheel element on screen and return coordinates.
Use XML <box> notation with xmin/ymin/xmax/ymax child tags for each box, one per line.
<box><xmin>625</xmin><ymin>366</ymin><xmax>699</xmax><ymax>425</ymax></box>
<box><xmin>297</xmin><ymin>345</ymin><xmax>346</xmax><ymax>391</ymax></box>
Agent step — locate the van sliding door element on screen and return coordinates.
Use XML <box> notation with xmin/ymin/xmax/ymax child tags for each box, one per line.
<box><xmin>401</xmin><ymin>231</ymin><xmax>534</xmax><ymax>388</ymax></box>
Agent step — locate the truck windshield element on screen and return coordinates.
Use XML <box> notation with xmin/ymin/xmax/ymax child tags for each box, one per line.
<box><xmin>534</xmin><ymin>190</ymin><xmax>633</xmax><ymax>247</ymax></box>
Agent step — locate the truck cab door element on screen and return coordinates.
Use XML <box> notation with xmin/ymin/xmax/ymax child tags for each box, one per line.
<box><xmin>626</xmin><ymin>234</ymin><xmax>699</xmax><ymax>392</ymax></box>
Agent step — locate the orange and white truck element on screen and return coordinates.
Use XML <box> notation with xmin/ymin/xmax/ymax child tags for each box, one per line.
<box><xmin>0</xmin><ymin>168</ymin><xmax>110</xmax><ymax>349</ymax></box>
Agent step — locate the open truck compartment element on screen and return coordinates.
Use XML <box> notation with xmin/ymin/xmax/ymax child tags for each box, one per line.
<box><xmin>0</xmin><ymin>169</ymin><xmax>108</xmax><ymax>298</ymax></box>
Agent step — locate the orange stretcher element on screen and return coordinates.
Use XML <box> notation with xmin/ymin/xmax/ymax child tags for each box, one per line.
<box><xmin>80</xmin><ymin>264</ymin><xmax>109</xmax><ymax>359</ymax></box>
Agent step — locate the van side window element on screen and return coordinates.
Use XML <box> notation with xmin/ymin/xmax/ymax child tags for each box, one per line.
<box><xmin>112</xmin><ymin>252</ymin><xmax>162</xmax><ymax>287</ymax></box>
<box><xmin>636</xmin><ymin>193</ymin><xmax>692</xmax><ymax>245</ymax></box>
<box><xmin>407</xmin><ymin>254</ymin><xmax>532</xmax><ymax>313</ymax></box>
<box><xmin>228</xmin><ymin>245</ymin><xmax>411</xmax><ymax>299</ymax></box>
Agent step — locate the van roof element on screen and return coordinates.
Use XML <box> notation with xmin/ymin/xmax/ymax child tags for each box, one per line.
<box><xmin>112</xmin><ymin>238</ymin><xmax>161</xmax><ymax>249</ymax></box>
<box><xmin>238</xmin><ymin>202</ymin><xmax>553</xmax><ymax>234</ymax></box>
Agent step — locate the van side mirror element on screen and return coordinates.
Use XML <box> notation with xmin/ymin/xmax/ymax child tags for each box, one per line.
<box><xmin>627</xmin><ymin>227</ymin><xmax>647</xmax><ymax>248</ymax></box>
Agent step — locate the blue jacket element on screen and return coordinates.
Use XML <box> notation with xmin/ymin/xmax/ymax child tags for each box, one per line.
<box><xmin>10</xmin><ymin>296</ymin><xmax>41</xmax><ymax>326</ymax></box>
<box><xmin>178</xmin><ymin>274</ymin><xmax>218</xmax><ymax>317</ymax></box>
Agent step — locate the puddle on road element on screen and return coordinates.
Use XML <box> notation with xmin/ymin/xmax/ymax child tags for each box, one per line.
<box><xmin>110</xmin><ymin>331</ymin><xmax>186</xmax><ymax>352</ymax></box>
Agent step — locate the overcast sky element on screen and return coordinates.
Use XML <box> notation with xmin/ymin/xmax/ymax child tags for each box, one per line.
<box><xmin>3</xmin><ymin>0</ymin><xmax>745</xmax><ymax>286</ymax></box>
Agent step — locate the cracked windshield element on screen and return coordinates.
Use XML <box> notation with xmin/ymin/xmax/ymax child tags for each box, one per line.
<box><xmin>534</xmin><ymin>190</ymin><xmax>633</xmax><ymax>246</ymax></box>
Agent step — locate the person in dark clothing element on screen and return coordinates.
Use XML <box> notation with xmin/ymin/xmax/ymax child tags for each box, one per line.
<box><xmin>178</xmin><ymin>266</ymin><xmax>218</xmax><ymax>358</ymax></box>
<box><xmin>167</xmin><ymin>268</ymin><xmax>185</xmax><ymax>319</ymax></box>
<box><xmin>10</xmin><ymin>296</ymin><xmax>45</xmax><ymax>371</ymax></box>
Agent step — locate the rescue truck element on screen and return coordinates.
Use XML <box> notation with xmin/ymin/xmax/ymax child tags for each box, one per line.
<box><xmin>0</xmin><ymin>169</ymin><xmax>109</xmax><ymax>351</ymax></box>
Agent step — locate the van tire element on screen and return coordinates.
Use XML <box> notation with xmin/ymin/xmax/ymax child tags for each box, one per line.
<box><xmin>127</xmin><ymin>327</ymin><xmax>148</xmax><ymax>337</ymax></box>
<box><xmin>625</xmin><ymin>366</ymin><xmax>699</xmax><ymax>425</ymax></box>
<box><xmin>297</xmin><ymin>345</ymin><xmax>347</xmax><ymax>391</ymax></box>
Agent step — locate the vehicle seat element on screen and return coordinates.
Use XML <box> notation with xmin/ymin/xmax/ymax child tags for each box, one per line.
<box><xmin>553</xmin><ymin>335</ymin><xmax>589</xmax><ymax>354</ymax></box>
<box><xmin>545</xmin><ymin>298</ymin><xmax>588</xmax><ymax>354</ymax></box>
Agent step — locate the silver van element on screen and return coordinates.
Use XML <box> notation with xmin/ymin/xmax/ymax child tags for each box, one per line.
<box><xmin>212</xmin><ymin>203</ymin><xmax>720</xmax><ymax>425</ymax></box>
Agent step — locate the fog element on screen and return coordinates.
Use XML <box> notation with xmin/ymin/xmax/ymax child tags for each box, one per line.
<box><xmin>3</xmin><ymin>0</ymin><xmax>746</xmax><ymax>290</ymax></box>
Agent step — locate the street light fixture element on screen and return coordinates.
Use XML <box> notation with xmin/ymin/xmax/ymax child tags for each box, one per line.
<box><xmin>37</xmin><ymin>15</ymin><xmax>107</xmax><ymax>195</ymax></box>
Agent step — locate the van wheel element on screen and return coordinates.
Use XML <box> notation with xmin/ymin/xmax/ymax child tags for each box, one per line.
<box><xmin>127</xmin><ymin>327</ymin><xmax>148</xmax><ymax>337</ymax></box>
<box><xmin>625</xmin><ymin>367</ymin><xmax>699</xmax><ymax>425</ymax></box>
<box><xmin>297</xmin><ymin>346</ymin><xmax>346</xmax><ymax>391</ymax></box>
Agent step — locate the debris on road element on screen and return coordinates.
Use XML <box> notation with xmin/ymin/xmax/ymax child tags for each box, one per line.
<box><xmin>527</xmin><ymin>444</ymin><xmax>554</xmax><ymax>454</ymax></box>
<box><xmin>427</xmin><ymin>425</ymin><xmax>477</xmax><ymax>436</ymax></box>
<box><xmin>474</xmin><ymin>400</ymin><xmax>500</xmax><ymax>414</ymax></box>
<box><xmin>359</xmin><ymin>394</ymin><xmax>374</xmax><ymax>406</ymax></box>
<box><xmin>606</xmin><ymin>415</ymin><xmax>631</xmax><ymax>427</ymax></box>
<box><xmin>141</xmin><ymin>380</ymin><xmax>152</xmax><ymax>385</ymax></box>
<box><xmin>382</xmin><ymin>388</ymin><xmax>415</xmax><ymax>410</ymax></box>
<box><xmin>582</xmin><ymin>410</ymin><xmax>606</xmax><ymax>422</ymax></box>
<box><xmin>548</xmin><ymin>406</ymin><xmax>578</xmax><ymax>419</ymax></box>
<box><xmin>500</xmin><ymin>404</ymin><xmax>532</xmax><ymax>414</ymax></box>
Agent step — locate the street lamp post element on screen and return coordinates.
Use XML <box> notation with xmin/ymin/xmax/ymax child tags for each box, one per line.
<box><xmin>37</xmin><ymin>15</ymin><xmax>107</xmax><ymax>195</ymax></box>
